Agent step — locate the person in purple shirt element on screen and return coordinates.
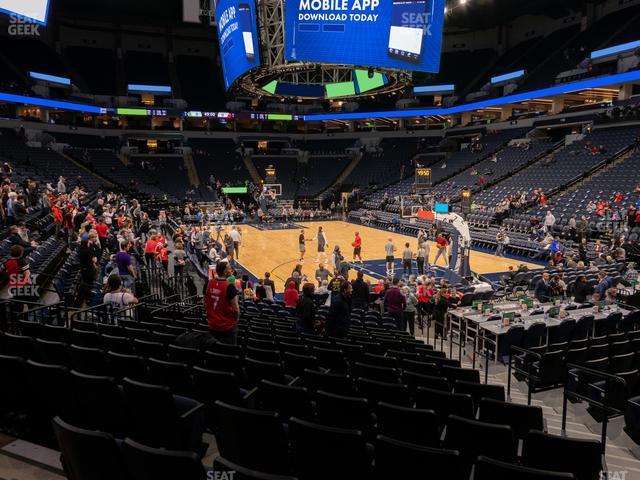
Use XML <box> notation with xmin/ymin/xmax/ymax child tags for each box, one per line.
<box><xmin>384</xmin><ymin>278</ymin><xmax>406</xmax><ymax>331</ymax></box>
<box><xmin>115</xmin><ymin>241</ymin><xmax>136</xmax><ymax>290</ymax></box>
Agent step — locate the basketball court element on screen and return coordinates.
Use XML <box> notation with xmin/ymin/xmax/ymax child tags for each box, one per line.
<box><xmin>221</xmin><ymin>221</ymin><xmax>541</xmax><ymax>287</ymax></box>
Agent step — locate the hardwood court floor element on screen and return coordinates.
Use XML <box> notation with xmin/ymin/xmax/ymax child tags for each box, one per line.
<box><xmin>222</xmin><ymin>221</ymin><xmax>540</xmax><ymax>288</ymax></box>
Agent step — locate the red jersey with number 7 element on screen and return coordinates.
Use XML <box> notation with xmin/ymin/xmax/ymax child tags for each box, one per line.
<box><xmin>205</xmin><ymin>278</ymin><xmax>238</xmax><ymax>332</ymax></box>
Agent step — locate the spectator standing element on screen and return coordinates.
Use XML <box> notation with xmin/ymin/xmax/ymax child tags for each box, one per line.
<box><xmin>144</xmin><ymin>234</ymin><xmax>158</xmax><ymax>267</ymax></box>
<box><xmin>115</xmin><ymin>241</ymin><xmax>136</xmax><ymax>290</ymax></box>
<box><xmin>103</xmin><ymin>275</ymin><xmax>139</xmax><ymax>315</ymax></box>
<box><xmin>351</xmin><ymin>271</ymin><xmax>370</xmax><ymax>311</ymax></box>
<box><xmin>543</xmin><ymin>210</ymin><xmax>556</xmax><ymax>233</ymax></box>
<box><xmin>402</xmin><ymin>286</ymin><xmax>418</xmax><ymax>335</ymax></box>
<box><xmin>384</xmin><ymin>278</ymin><xmax>406</xmax><ymax>330</ymax></box>
<box><xmin>173</xmin><ymin>241</ymin><xmax>187</xmax><ymax>276</ymax></box>
<box><xmin>204</xmin><ymin>261</ymin><xmax>240</xmax><ymax>345</ymax></box>
<box><xmin>296</xmin><ymin>283</ymin><xmax>317</xmax><ymax>334</ymax></box>
<box><xmin>593</xmin><ymin>271</ymin><xmax>614</xmax><ymax>301</ymax></box>
<box><xmin>495</xmin><ymin>229</ymin><xmax>507</xmax><ymax>257</ymax></box>
<box><xmin>315</xmin><ymin>263</ymin><xmax>332</xmax><ymax>286</ymax></box>
<box><xmin>263</xmin><ymin>272</ymin><xmax>276</xmax><ymax>297</ymax></box>
<box><xmin>573</xmin><ymin>275</ymin><xmax>593</xmax><ymax>303</ymax></box>
<box><xmin>568</xmin><ymin>214</ymin><xmax>577</xmax><ymax>240</ymax></box>
<box><xmin>534</xmin><ymin>272</ymin><xmax>552</xmax><ymax>302</ymax></box>
<box><xmin>432</xmin><ymin>287</ymin><xmax>449</xmax><ymax>338</ymax></box>
<box><xmin>284</xmin><ymin>281</ymin><xmax>300</xmax><ymax>308</ymax></box>
<box><xmin>57</xmin><ymin>176</ymin><xmax>66</xmax><ymax>194</ymax></box>
<box><xmin>325</xmin><ymin>280</ymin><xmax>352</xmax><ymax>338</ymax></box>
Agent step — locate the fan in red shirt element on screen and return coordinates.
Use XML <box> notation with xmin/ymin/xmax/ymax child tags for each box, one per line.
<box><xmin>95</xmin><ymin>217</ymin><xmax>109</xmax><ymax>248</ymax></box>
<box><xmin>144</xmin><ymin>235</ymin><xmax>158</xmax><ymax>267</ymax></box>
<box><xmin>157</xmin><ymin>245</ymin><xmax>169</xmax><ymax>272</ymax></box>
<box><xmin>284</xmin><ymin>281</ymin><xmax>300</xmax><ymax>308</ymax></box>
<box><xmin>52</xmin><ymin>204</ymin><xmax>64</xmax><ymax>233</ymax></box>
<box><xmin>205</xmin><ymin>261</ymin><xmax>240</xmax><ymax>345</ymax></box>
<box><xmin>2</xmin><ymin>245</ymin><xmax>31</xmax><ymax>296</ymax></box>
<box><xmin>372</xmin><ymin>280</ymin><xmax>385</xmax><ymax>295</ymax></box>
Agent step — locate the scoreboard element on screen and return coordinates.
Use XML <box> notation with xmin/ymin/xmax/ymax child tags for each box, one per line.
<box><xmin>415</xmin><ymin>167</ymin><xmax>431</xmax><ymax>190</ymax></box>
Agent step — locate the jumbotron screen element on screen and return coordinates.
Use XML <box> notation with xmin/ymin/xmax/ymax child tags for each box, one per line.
<box><xmin>0</xmin><ymin>0</ymin><xmax>50</xmax><ymax>24</ymax></box>
<box><xmin>216</xmin><ymin>0</ymin><xmax>261</xmax><ymax>90</ymax></box>
<box><xmin>285</xmin><ymin>0</ymin><xmax>445</xmax><ymax>73</ymax></box>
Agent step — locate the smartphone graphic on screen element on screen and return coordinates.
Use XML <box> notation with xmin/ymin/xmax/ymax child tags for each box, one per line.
<box><xmin>238</xmin><ymin>3</ymin><xmax>255</xmax><ymax>61</ymax></box>
<box><xmin>388</xmin><ymin>0</ymin><xmax>428</xmax><ymax>64</ymax></box>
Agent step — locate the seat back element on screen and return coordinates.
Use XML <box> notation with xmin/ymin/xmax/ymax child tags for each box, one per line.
<box><xmin>121</xmin><ymin>438</ymin><xmax>206</xmax><ymax>480</ymax></box>
<box><xmin>415</xmin><ymin>387</ymin><xmax>474</xmax><ymax>425</ymax></box>
<box><xmin>0</xmin><ymin>355</ymin><xmax>30</xmax><ymax>413</ymax></box>
<box><xmin>256</xmin><ymin>379</ymin><xmax>314</xmax><ymax>421</ymax></box>
<box><xmin>52</xmin><ymin>417</ymin><xmax>128</xmax><ymax>480</ymax></box>
<box><xmin>454</xmin><ymin>380</ymin><xmax>505</xmax><ymax>411</ymax></box>
<box><xmin>442</xmin><ymin>366</ymin><xmax>481</xmax><ymax>385</ymax></box>
<box><xmin>523</xmin><ymin>323</ymin><xmax>547</xmax><ymax>349</ymax></box>
<box><xmin>523</xmin><ymin>430</ymin><xmax>602</xmax><ymax>480</ymax></box>
<box><xmin>550</xmin><ymin>320</ymin><xmax>576</xmax><ymax>345</ymax></box>
<box><xmin>402</xmin><ymin>371</ymin><xmax>451</xmax><ymax>393</ymax></box>
<box><xmin>27</xmin><ymin>360</ymin><xmax>76</xmax><ymax>423</ymax></box>
<box><xmin>374</xmin><ymin>435</ymin><xmax>465</xmax><ymax>480</ymax></box>
<box><xmin>214</xmin><ymin>401</ymin><xmax>290</xmax><ymax>475</ymax></box>
<box><xmin>475</xmin><ymin>456</ymin><xmax>575</xmax><ymax>480</ymax></box>
<box><xmin>147</xmin><ymin>358</ymin><xmax>195</xmax><ymax>397</ymax></box>
<box><xmin>375</xmin><ymin>402</ymin><xmax>440</xmax><ymax>447</ymax></box>
<box><xmin>70</xmin><ymin>371</ymin><xmax>129</xmax><ymax>437</ymax></box>
<box><xmin>444</xmin><ymin>415</ymin><xmax>515</xmax><ymax>469</ymax></box>
<box><xmin>478</xmin><ymin>398</ymin><xmax>544</xmax><ymax>440</ymax></box>
<box><xmin>314</xmin><ymin>390</ymin><xmax>374</xmax><ymax>433</ymax></box>
<box><xmin>288</xmin><ymin>418</ymin><xmax>371</xmax><ymax>480</ymax></box>
<box><xmin>573</xmin><ymin>316</ymin><xmax>594</xmax><ymax>341</ymax></box>
<box><xmin>355</xmin><ymin>378</ymin><xmax>412</xmax><ymax>407</ymax></box>
<box><xmin>301</xmin><ymin>369</ymin><xmax>353</xmax><ymax>396</ymax></box>
<box><xmin>122</xmin><ymin>378</ymin><xmax>183</xmax><ymax>449</ymax></box>
<box><xmin>106</xmin><ymin>351</ymin><xmax>148</xmax><ymax>381</ymax></box>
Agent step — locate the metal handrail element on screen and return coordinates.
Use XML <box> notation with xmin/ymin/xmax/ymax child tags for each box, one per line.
<box><xmin>507</xmin><ymin>345</ymin><xmax>543</xmax><ymax>405</ymax></box>
<box><xmin>447</xmin><ymin>312</ymin><xmax>465</xmax><ymax>363</ymax></box>
<box><xmin>561</xmin><ymin>362</ymin><xmax>628</xmax><ymax>453</ymax></box>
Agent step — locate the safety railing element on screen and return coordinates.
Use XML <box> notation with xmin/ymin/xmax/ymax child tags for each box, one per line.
<box><xmin>507</xmin><ymin>345</ymin><xmax>543</xmax><ymax>405</ymax></box>
<box><xmin>561</xmin><ymin>363</ymin><xmax>627</xmax><ymax>454</ymax></box>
